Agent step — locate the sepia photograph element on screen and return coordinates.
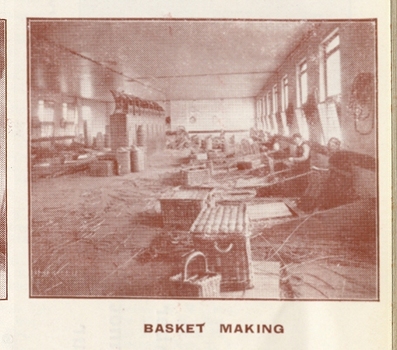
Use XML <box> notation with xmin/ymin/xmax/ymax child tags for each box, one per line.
<box><xmin>28</xmin><ymin>19</ymin><xmax>378</xmax><ymax>300</ymax></box>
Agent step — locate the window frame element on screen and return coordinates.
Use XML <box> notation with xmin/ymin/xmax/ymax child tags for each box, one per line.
<box><xmin>296</xmin><ymin>59</ymin><xmax>308</xmax><ymax>108</ymax></box>
<box><xmin>319</xmin><ymin>28</ymin><xmax>341</xmax><ymax>102</ymax></box>
<box><xmin>272</xmin><ymin>84</ymin><xmax>278</xmax><ymax>114</ymax></box>
<box><xmin>281</xmin><ymin>75</ymin><xmax>289</xmax><ymax>112</ymax></box>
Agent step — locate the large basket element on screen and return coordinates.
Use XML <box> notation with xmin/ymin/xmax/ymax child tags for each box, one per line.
<box><xmin>190</xmin><ymin>204</ymin><xmax>254</xmax><ymax>291</ymax></box>
<box><xmin>160</xmin><ymin>188</ymin><xmax>213</xmax><ymax>230</ymax></box>
<box><xmin>169</xmin><ymin>251</ymin><xmax>221</xmax><ymax>298</ymax></box>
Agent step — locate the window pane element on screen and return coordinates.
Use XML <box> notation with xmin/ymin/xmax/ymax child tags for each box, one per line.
<box><xmin>326</xmin><ymin>34</ymin><xmax>340</xmax><ymax>54</ymax></box>
<box><xmin>62</xmin><ymin>103</ymin><xmax>68</xmax><ymax>120</ymax></box>
<box><xmin>301</xmin><ymin>71</ymin><xmax>308</xmax><ymax>104</ymax></box>
<box><xmin>282</xmin><ymin>77</ymin><xmax>288</xmax><ymax>110</ymax></box>
<box><xmin>326</xmin><ymin>49</ymin><xmax>341</xmax><ymax>97</ymax></box>
<box><xmin>267</xmin><ymin>93</ymin><xmax>271</xmax><ymax>114</ymax></box>
<box><xmin>272</xmin><ymin>85</ymin><xmax>278</xmax><ymax>113</ymax></box>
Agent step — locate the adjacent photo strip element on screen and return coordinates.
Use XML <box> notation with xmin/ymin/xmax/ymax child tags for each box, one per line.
<box><xmin>0</xmin><ymin>19</ymin><xmax>6</xmax><ymax>300</ymax></box>
<box><xmin>28</xmin><ymin>19</ymin><xmax>377</xmax><ymax>300</ymax></box>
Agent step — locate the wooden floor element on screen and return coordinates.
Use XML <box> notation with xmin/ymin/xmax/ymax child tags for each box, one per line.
<box><xmin>30</xmin><ymin>149</ymin><xmax>378</xmax><ymax>300</ymax></box>
<box><xmin>220</xmin><ymin>261</ymin><xmax>280</xmax><ymax>299</ymax></box>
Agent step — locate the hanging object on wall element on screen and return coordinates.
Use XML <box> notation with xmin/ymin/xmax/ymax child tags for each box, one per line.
<box><xmin>348</xmin><ymin>73</ymin><xmax>375</xmax><ymax>135</ymax></box>
<box><xmin>302</xmin><ymin>93</ymin><xmax>318</xmax><ymax>125</ymax></box>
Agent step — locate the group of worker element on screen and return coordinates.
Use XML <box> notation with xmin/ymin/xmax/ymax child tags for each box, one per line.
<box><xmin>259</xmin><ymin>131</ymin><xmax>355</xmax><ymax>211</ymax></box>
<box><xmin>260</xmin><ymin>132</ymin><xmax>311</xmax><ymax>175</ymax></box>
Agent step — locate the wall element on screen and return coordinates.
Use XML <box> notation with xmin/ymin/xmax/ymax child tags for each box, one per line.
<box><xmin>30</xmin><ymin>92</ymin><xmax>109</xmax><ymax>145</ymax></box>
<box><xmin>258</xmin><ymin>21</ymin><xmax>376</xmax><ymax>155</ymax></box>
<box><xmin>170</xmin><ymin>98</ymin><xmax>255</xmax><ymax>140</ymax></box>
<box><xmin>30</xmin><ymin>34</ymin><xmax>167</xmax><ymax>148</ymax></box>
<box><xmin>256</xmin><ymin>21</ymin><xmax>377</xmax><ymax>197</ymax></box>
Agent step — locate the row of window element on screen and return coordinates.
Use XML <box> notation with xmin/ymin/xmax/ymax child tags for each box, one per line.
<box><xmin>37</xmin><ymin>100</ymin><xmax>89</xmax><ymax>125</ymax></box>
<box><xmin>36</xmin><ymin>101</ymin><xmax>93</xmax><ymax>138</ymax></box>
<box><xmin>257</xmin><ymin>29</ymin><xmax>342</xmax><ymax>142</ymax></box>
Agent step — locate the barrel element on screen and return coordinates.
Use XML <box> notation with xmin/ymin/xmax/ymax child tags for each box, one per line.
<box><xmin>131</xmin><ymin>146</ymin><xmax>145</xmax><ymax>172</ymax></box>
<box><xmin>136</xmin><ymin>125</ymin><xmax>146</xmax><ymax>147</ymax></box>
<box><xmin>116</xmin><ymin>147</ymin><xmax>131</xmax><ymax>175</ymax></box>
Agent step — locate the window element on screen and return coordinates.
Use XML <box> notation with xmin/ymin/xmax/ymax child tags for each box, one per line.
<box><xmin>272</xmin><ymin>84</ymin><xmax>278</xmax><ymax>113</ymax></box>
<box><xmin>38</xmin><ymin>100</ymin><xmax>54</xmax><ymax>123</ymax></box>
<box><xmin>280</xmin><ymin>75</ymin><xmax>290</xmax><ymax>136</ymax></box>
<box><xmin>295</xmin><ymin>109</ymin><xmax>310</xmax><ymax>140</ymax></box>
<box><xmin>318</xmin><ymin>29</ymin><xmax>342</xmax><ymax>143</ymax></box>
<box><xmin>62</xmin><ymin>103</ymin><xmax>68</xmax><ymax>120</ymax></box>
<box><xmin>281</xmin><ymin>75</ymin><xmax>289</xmax><ymax>111</ymax></box>
<box><xmin>61</xmin><ymin>102</ymin><xmax>78</xmax><ymax>136</ymax></box>
<box><xmin>37</xmin><ymin>100</ymin><xmax>54</xmax><ymax>137</ymax></box>
<box><xmin>297</xmin><ymin>60</ymin><xmax>308</xmax><ymax>107</ymax></box>
<box><xmin>266</xmin><ymin>92</ymin><xmax>272</xmax><ymax>132</ymax></box>
<box><xmin>266</xmin><ymin>92</ymin><xmax>271</xmax><ymax>116</ymax></box>
<box><xmin>256</xmin><ymin>99</ymin><xmax>261</xmax><ymax>122</ymax></box>
<box><xmin>320</xmin><ymin>30</ymin><xmax>341</xmax><ymax>101</ymax></box>
<box><xmin>261</xmin><ymin>97</ymin><xmax>268</xmax><ymax>131</ymax></box>
<box><xmin>257</xmin><ymin>98</ymin><xmax>265</xmax><ymax>130</ymax></box>
<box><xmin>317</xmin><ymin>101</ymin><xmax>341</xmax><ymax>143</ymax></box>
<box><xmin>38</xmin><ymin>100</ymin><xmax>45</xmax><ymax>121</ymax></box>
<box><xmin>82</xmin><ymin>105</ymin><xmax>92</xmax><ymax>123</ymax></box>
<box><xmin>271</xmin><ymin>85</ymin><xmax>279</xmax><ymax>134</ymax></box>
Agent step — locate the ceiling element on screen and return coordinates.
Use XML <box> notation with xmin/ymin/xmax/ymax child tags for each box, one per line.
<box><xmin>29</xmin><ymin>20</ymin><xmax>313</xmax><ymax>102</ymax></box>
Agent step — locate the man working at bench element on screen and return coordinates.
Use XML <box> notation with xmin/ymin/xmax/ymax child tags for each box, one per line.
<box><xmin>262</xmin><ymin>134</ymin><xmax>290</xmax><ymax>173</ymax></box>
<box><xmin>287</xmin><ymin>133</ymin><xmax>311</xmax><ymax>174</ymax></box>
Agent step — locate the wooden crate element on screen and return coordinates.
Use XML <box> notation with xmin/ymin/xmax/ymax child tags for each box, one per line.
<box><xmin>180</xmin><ymin>168</ymin><xmax>210</xmax><ymax>186</ymax></box>
<box><xmin>160</xmin><ymin>188</ymin><xmax>213</xmax><ymax>230</ymax></box>
<box><xmin>190</xmin><ymin>204</ymin><xmax>254</xmax><ymax>291</ymax></box>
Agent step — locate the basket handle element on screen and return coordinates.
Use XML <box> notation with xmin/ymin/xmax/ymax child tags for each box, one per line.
<box><xmin>214</xmin><ymin>241</ymin><xmax>233</xmax><ymax>254</ymax></box>
<box><xmin>183</xmin><ymin>251</ymin><xmax>208</xmax><ymax>282</ymax></box>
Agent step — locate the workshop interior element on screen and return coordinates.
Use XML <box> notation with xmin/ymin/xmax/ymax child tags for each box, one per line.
<box><xmin>28</xmin><ymin>19</ymin><xmax>377</xmax><ymax>300</ymax></box>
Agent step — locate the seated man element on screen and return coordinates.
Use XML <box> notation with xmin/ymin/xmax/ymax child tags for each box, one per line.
<box><xmin>287</xmin><ymin>133</ymin><xmax>311</xmax><ymax>174</ymax></box>
<box><xmin>298</xmin><ymin>137</ymin><xmax>336</xmax><ymax>212</ymax></box>
<box><xmin>319</xmin><ymin>138</ymin><xmax>356</xmax><ymax>209</ymax></box>
<box><xmin>299</xmin><ymin>137</ymin><xmax>356</xmax><ymax>212</ymax></box>
<box><xmin>262</xmin><ymin>135</ymin><xmax>290</xmax><ymax>173</ymax></box>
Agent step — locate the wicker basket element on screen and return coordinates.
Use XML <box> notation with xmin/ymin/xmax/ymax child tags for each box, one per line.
<box><xmin>169</xmin><ymin>251</ymin><xmax>221</xmax><ymax>298</ymax></box>
<box><xmin>190</xmin><ymin>204</ymin><xmax>254</xmax><ymax>291</ymax></box>
<box><xmin>160</xmin><ymin>188</ymin><xmax>213</xmax><ymax>230</ymax></box>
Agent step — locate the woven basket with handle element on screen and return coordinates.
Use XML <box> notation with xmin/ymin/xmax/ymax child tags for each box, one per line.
<box><xmin>169</xmin><ymin>251</ymin><xmax>221</xmax><ymax>298</ymax></box>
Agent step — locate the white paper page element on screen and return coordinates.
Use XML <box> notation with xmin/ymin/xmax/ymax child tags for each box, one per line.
<box><xmin>0</xmin><ymin>0</ymin><xmax>392</xmax><ymax>349</ymax></box>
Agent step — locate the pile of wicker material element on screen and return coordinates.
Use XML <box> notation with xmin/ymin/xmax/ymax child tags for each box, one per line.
<box><xmin>166</xmin><ymin>127</ymin><xmax>200</xmax><ymax>150</ymax></box>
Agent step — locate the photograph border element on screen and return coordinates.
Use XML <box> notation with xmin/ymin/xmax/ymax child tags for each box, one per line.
<box><xmin>0</xmin><ymin>18</ymin><xmax>7</xmax><ymax>301</ymax></box>
<box><xmin>27</xmin><ymin>17</ymin><xmax>379</xmax><ymax>302</ymax></box>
